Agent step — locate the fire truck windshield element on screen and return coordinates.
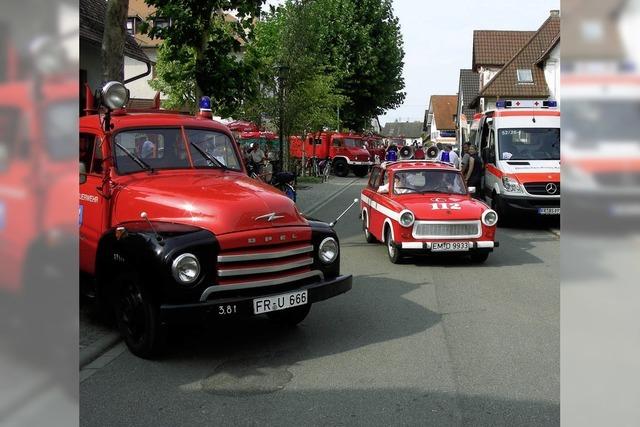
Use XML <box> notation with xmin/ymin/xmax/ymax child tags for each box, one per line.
<box><xmin>563</xmin><ymin>100</ymin><xmax>640</xmax><ymax>146</ymax></box>
<box><xmin>114</xmin><ymin>127</ymin><xmax>241</xmax><ymax>174</ymax></box>
<box><xmin>498</xmin><ymin>128</ymin><xmax>560</xmax><ymax>161</ymax></box>
<box><xmin>343</xmin><ymin>138</ymin><xmax>364</xmax><ymax>148</ymax></box>
<box><xmin>46</xmin><ymin>101</ymin><xmax>78</xmax><ymax>161</ymax></box>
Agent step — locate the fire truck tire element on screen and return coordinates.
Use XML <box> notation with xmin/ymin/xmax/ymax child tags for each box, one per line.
<box><xmin>267</xmin><ymin>303</ymin><xmax>311</xmax><ymax>326</ymax></box>
<box><xmin>385</xmin><ymin>227</ymin><xmax>403</xmax><ymax>264</ymax></box>
<box><xmin>113</xmin><ymin>271</ymin><xmax>165</xmax><ymax>359</ymax></box>
<box><xmin>470</xmin><ymin>252</ymin><xmax>490</xmax><ymax>263</ymax></box>
<box><xmin>353</xmin><ymin>166</ymin><xmax>369</xmax><ymax>177</ymax></box>
<box><xmin>362</xmin><ymin>212</ymin><xmax>377</xmax><ymax>243</ymax></box>
<box><xmin>333</xmin><ymin>159</ymin><xmax>349</xmax><ymax>177</ymax></box>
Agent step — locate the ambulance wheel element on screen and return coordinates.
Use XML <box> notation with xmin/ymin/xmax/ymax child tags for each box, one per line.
<box><xmin>471</xmin><ymin>252</ymin><xmax>489</xmax><ymax>263</ymax></box>
<box><xmin>385</xmin><ymin>227</ymin><xmax>402</xmax><ymax>264</ymax></box>
<box><xmin>267</xmin><ymin>304</ymin><xmax>311</xmax><ymax>326</ymax></box>
<box><xmin>362</xmin><ymin>212</ymin><xmax>377</xmax><ymax>243</ymax></box>
<box><xmin>491</xmin><ymin>192</ymin><xmax>509</xmax><ymax>226</ymax></box>
<box><xmin>334</xmin><ymin>159</ymin><xmax>349</xmax><ymax>177</ymax></box>
<box><xmin>353</xmin><ymin>166</ymin><xmax>368</xmax><ymax>177</ymax></box>
<box><xmin>114</xmin><ymin>271</ymin><xmax>164</xmax><ymax>359</ymax></box>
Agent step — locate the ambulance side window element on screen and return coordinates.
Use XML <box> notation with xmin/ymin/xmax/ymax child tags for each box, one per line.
<box><xmin>485</xmin><ymin>131</ymin><xmax>496</xmax><ymax>164</ymax></box>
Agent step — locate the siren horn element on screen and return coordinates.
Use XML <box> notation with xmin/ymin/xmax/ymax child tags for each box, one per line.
<box><xmin>426</xmin><ymin>145</ymin><xmax>439</xmax><ymax>159</ymax></box>
<box><xmin>398</xmin><ymin>145</ymin><xmax>414</xmax><ymax>160</ymax></box>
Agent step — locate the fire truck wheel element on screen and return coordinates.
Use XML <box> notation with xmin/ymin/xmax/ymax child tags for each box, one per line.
<box><xmin>333</xmin><ymin>159</ymin><xmax>349</xmax><ymax>177</ymax></box>
<box><xmin>470</xmin><ymin>252</ymin><xmax>490</xmax><ymax>263</ymax></box>
<box><xmin>267</xmin><ymin>304</ymin><xmax>311</xmax><ymax>326</ymax></box>
<box><xmin>385</xmin><ymin>227</ymin><xmax>403</xmax><ymax>264</ymax></box>
<box><xmin>362</xmin><ymin>213</ymin><xmax>377</xmax><ymax>243</ymax></box>
<box><xmin>353</xmin><ymin>166</ymin><xmax>369</xmax><ymax>177</ymax></box>
<box><xmin>113</xmin><ymin>271</ymin><xmax>165</xmax><ymax>359</ymax></box>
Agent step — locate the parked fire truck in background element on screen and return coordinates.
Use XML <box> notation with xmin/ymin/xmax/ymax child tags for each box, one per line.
<box><xmin>290</xmin><ymin>131</ymin><xmax>372</xmax><ymax>177</ymax></box>
<box><xmin>472</xmin><ymin>100</ymin><xmax>561</xmax><ymax>220</ymax></box>
<box><xmin>365</xmin><ymin>135</ymin><xmax>386</xmax><ymax>164</ymax></box>
<box><xmin>563</xmin><ymin>73</ymin><xmax>640</xmax><ymax>225</ymax></box>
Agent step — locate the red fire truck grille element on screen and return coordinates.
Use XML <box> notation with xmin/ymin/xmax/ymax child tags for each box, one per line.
<box><xmin>214</xmin><ymin>243</ymin><xmax>316</xmax><ymax>289</ymax></box>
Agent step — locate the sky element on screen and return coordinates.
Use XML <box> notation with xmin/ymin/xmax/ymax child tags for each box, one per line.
<box><xmin>265</xmin><ymin>0</ymin><xmax>560</xmax><ymax>126</ymax></box>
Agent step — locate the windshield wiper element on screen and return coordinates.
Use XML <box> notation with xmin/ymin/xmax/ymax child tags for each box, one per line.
<box><xmin>115</xmin><ymin>142</ymin><xmax>152</xmax><ymax>172</ymax></box>
<box><xmin>189</xmin><ymin>142</ymin><xmax>227</xmax><ymax>169</ymax></box>
<box><xmin>417</xmin><ymin>190</ymin><xmax>451</xmax><ymax>194</ymax></box>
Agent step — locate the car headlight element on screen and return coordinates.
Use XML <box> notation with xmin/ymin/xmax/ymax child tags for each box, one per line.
<box><xmin>482</xmin><ymin>209</ymin><xmax>498</xmax><ymax>226</ymax></box>
<box><xmin>501</xmin><ymin>175</ymin><xmax>523</xmax><ymax>193</ymax></box>
<box><xmin>172</xmin><ymin>253</ymin><xmax>200</xmax><ymax>284</ymax></box>
<box><xmin>102</xmin><ymin>81</ymin><xmax>130</xmax><ymax>110</ymax></box>
<box><xmin>318</xmin><ymin>237</ymin><xmax>339</xmax><ymax>264</ymax></box>
<box><xmin>399</xmin><ymin>210</ymin><xmax>415</xmax><ymax>227</ymax></box>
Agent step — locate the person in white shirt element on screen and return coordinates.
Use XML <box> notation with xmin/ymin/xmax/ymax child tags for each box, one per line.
<box><xmin>437</xmin><ymin>144</ymin><xmax>459</xmax><ymax>168</ymax></box>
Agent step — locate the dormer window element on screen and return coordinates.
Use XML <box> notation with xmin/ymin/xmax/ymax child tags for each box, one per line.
<box><xmin>516</xmin><ymin>68</ymin><xmax>533</xmax><ymax>83</ymax></box>
<box><xmin>126</xmin><ymin>17</ymin><xmax>136</xmax><ymax>35</ymax></box>
<box><xmin>154</xmin><ymin>17</ymin><xmax>171</xmax><ymax>29</ymax></box>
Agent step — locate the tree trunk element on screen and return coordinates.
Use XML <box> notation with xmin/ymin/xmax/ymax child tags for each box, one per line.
<box><xmin>102</xmin><ymin>0</ymin><xmax>129</xmax><ymax>82</ymax></box>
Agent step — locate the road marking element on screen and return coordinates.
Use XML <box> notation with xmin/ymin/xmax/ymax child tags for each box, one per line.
<box><xmin>304</xmin><ymin>177</ymin><xmax>360</xmax><ymax>216</ymax></box>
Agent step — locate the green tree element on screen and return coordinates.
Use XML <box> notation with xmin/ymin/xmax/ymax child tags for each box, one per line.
<box><xmin>142</xmin><ymin>0</ymin><xmax>263</xmax><ymax>115</ymax></box>
<box><xmin>102</xmin><ymin>0</ymin><xmax>130</xmax><ymax>81</ymax></box>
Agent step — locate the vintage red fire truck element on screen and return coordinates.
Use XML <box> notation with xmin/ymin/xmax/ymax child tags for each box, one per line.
<box><xmin>290</xmin><ymin>131</ymin><xmax>372</xmax><ymax>177</ymax></box>
<box><xmin>360</xmin><ymin>160</ymin><xmax>499</xmax><ymax>264</ymax></box>
<box><xmin>80</xmin><ymin>82</ymin><xmax>352</xmax><ymax>358</ymax></box>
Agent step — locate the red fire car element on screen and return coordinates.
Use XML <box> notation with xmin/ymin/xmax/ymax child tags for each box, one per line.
<box><xmin>360</xmin><ymin>160</ymin><xmax>499</xmax><ymax>263</ymax></box>
<box><xmin>80</xmin><ymin>82</ymin><xmax>352</xmax><ymax>358</ymax></box>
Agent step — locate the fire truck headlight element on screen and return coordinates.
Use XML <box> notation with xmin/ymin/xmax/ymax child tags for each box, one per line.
<box><xmin>399</xmin><ymin>210</ymin><xmax>415</xmax><ymax>227</ymax></box>
<box><xmin>482</xmin><ymin>209</ymin><xmax>498</xmax><ymax>226</ymax></box>
<box><xmin>501</xmin><ymin>176</ymin><xmax>523</xmax><ymax>193</ymax></box>
<box><xmin>172</xmin><ymin>253</ymin><xmax>200</xmax><ymax>285</ymax></box>
<box><xmin>319</xmin><ymin>237</ymin><xmax>339</xmax><ymax>264</ymax></box>
<box><xmin>102</xmin><ymin>81</ymin><xmax>130</xmax><ymax>110</ymax></box>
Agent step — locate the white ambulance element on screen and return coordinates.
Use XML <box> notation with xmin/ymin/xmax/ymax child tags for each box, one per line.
<box><xmin>473</xmin><ymin>100</ymin><xmax>560</xmax><ymax>220</ymax></box>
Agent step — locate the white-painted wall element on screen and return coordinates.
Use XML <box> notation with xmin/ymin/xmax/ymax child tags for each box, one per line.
<box><xmin>479</xmin><ymin>66</ymin><xmax>501</xmax><ymax>90</ymax></box>
<box><xmin>543</xmin><ymin>44</ymin><xmax>560</xmax><ymax>103</ymax></box>
<box><xmin>124</xmin><ymin>48</ymin><xmax>163</xmax><ymax>99</ymax></box>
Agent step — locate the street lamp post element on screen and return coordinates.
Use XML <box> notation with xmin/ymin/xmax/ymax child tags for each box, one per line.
<box><xmin>276</xmin><ymin>65</ymin><xmax>288</xmax><ymax>173</ymax></box>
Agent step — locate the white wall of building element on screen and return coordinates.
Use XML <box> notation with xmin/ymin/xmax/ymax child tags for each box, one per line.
<box><xmin>543</xmin><ymin>44</ymin><xmax>560</xmax><ymax>103</ymax></box>
<box><xmin>478</xmin><ymin>66</ymin><xmax>500</xmax><ymax>91</ymax></box>
<box><xmin>124</xmin><ymin>48</ymin><xmax>162</xmax><ymax>99</ymax></box>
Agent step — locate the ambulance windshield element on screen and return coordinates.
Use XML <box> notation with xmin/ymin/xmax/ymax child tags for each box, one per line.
<box><xmin>498</xmin><ymin>128</ymin><xmax>560</xmax><ymax>160</ymax></box>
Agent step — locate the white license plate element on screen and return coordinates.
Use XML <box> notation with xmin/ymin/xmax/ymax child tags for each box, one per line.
<box><xmin>431</xmin><ymin>241</ymin><xmax>470</xmax><ymax>252</ymax></box>
<box><xmin>538</xmin><ymin>208</ymin><xmax>560</xmax><ymax>215</ymax></box>
<box><xmin>253</xmin><ymin>290</ymin><xmax>308</xmax><ymax>314</ymax></box>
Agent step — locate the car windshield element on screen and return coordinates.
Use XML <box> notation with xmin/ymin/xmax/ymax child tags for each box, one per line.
<box><xmin>114</xmin><ymin>127</ymin><xmax>241</xmax><ymax>174</ymax></box>
<box><xmin>498</xmin><ymin>128</ymin><xmax>560</xmax><ymax>160</ymax></box>
<box><xmin>46</xmin><ymin>101</ymin><xmax>78</xmax><ymax>161</ymax></box>
<box><xmin>393</xmin><ymin>170</ymin><xmax>467</xmax><ymax>195</ymax></box>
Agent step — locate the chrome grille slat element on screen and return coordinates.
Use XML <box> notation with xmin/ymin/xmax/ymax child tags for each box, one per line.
<box><xmin>217</xmin><ymin>244</ymin><xmax>313</xmax><ymax>262</ymax></box>
<box><xmin>412</xmin><ymin>221</ymin><xmax>481</xmax><ymax>239</ymax></box>
<box><xmin>218</xmin><ymin>258</ymin><xmax>314</xmax><ymax>277</ymax></box>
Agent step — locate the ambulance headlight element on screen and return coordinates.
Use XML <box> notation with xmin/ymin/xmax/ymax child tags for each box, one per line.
<box><xmin>318</xmin><ymin>237</ymin><xmax>339</xmax><ymax>264</ymax></box>
<box><xmin>172</xmin><ymin>253</ymin><xmax>200</xmax><ymax>284</ymax></box>
<box><xmin>399</xmin><ymin>210</ymin><xmax>415</xmax><ymax>227</ymax></box>
<box><xmin>502</xmin><ymin>176</ymin><xmax>523</xmax><ymax>193</ymax></box>
<box><xmin>102</xmin><ymin>81</ymin><xmax>130</xmax><ymax>110</ymax></box>
<box><xmin>482</xmin><ymin>209</ymin><xmax>498</xmax><ymax>226</ymax></box>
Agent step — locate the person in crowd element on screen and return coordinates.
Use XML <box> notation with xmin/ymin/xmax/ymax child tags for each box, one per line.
<box><xmin>460</xmin><ymin>142</ymin><xmax>470</xmax><ymax>174</ymax></box>
<box><xmin>139</xmin><ymin>135</ymin><xmax>156</xmax><ymax>159</ymax></box>
<box><xmin>437</xmin><ymin>144</ymin><xmax>459</xmax><ymax>168</ymax></box>
<box><xmin>249</xmin><ymin>142</ymin><xmax>266</xmax><ymax>175</ymax></box>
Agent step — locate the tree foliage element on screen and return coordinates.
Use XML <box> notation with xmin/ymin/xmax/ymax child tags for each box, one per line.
<box><xmin>142</xmin><ymin>0</ymin><xmax>263</xmax><ymax>115</ymax></box>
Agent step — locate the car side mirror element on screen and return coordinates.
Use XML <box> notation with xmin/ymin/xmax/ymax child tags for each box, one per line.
<box><xmin>80</xmin><ymin>162</ymin><xmax>87</xmax><ymax>184</ymax></box>
<box><xmin>377</xmin><ymin>185</ymin><xmax>388</xmax><ymax>194</ymax></box>
<box><xmin>468</xmin><ymin>186</ymin><xmax>476</xmax><ymax>194</ymax></box>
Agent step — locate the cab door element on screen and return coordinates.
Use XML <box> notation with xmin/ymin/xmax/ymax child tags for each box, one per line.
<box><xmin>79</xmin><ymin>131</ymin><xmax>106</xmax><ymax>274</ymax></box>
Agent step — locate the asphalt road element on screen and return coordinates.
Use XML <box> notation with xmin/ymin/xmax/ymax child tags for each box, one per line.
<box><xmin>80</xmin><ymin>178</ymin><xmax>560</xmax><ymax>426</ymax></box>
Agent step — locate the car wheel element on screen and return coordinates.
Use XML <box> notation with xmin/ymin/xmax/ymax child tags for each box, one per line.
<box><xmin>267</xmin><ymin>304</ymin><xmax>311</xmax><ymax>326</ymax></box>
<box><xmin>470</xmin><ymin>252</ymin><xmax>489</xmax><ymax>263</ymax></box>
<box><xmin>363</xmin><ymin>213</ymin><xmax>377</xmax><ymax>243</ymax></box>
<box><xmin>113</xmin><ymin>271</ymin><xmax>164</xmax><ymax>359</ymax></box>
<box><xmin>353</xmin><ymin>165</ymin><xmax>368</xmax><ymax>177</ymax></box>
<box><xmin>333</xmin><ymin>159</ymin><xmax>349</xmax><ymax>177</ymax></box>
<box><xmin>385</xmin><ymin>227</ymin><xmax>402</xmax><ymax>264</ymax></box>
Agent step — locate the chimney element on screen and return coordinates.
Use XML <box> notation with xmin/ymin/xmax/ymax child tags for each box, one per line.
<box><xmin>550</xmin><ymin>10</ymin><xmax>560</xmax><ymax>17</ymax></box>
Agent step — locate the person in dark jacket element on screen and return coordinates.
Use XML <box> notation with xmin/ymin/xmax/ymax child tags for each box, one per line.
<box><xmin>465</xmin><ymin>144</ymin><xmax>483</xmax><ymax>198</ymax></box>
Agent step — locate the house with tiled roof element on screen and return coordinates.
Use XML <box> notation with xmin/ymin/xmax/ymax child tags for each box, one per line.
<box><xmin>456</xmin><ymin>69</ymin><xmax>479</xmax><ymax>145</ymax></box>
<box><xmin>424</xmin><ymin>95</ymin><xmax>458</xmax><ymax>145</ymax></box>
<box><xmin>381</xmin><ymin>121</ymin><xmax>423</xmax><ymax>146</ymax></box>
<box><xmin>80</xmin><ymin>0</ymin><xmax>150</xmax><ymax>111</ymax></box>
<box><xmin>471</xmin><ymin>10</ymin><xmax>561</xmax><ymax>112</ymax></box>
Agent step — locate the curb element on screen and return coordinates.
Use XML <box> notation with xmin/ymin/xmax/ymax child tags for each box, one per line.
<box><xmin>549</xmin><ymin>228</ymin><xmax>561</xmax><ymax>238</ymax></box>
<box><xmin>80</xmin><ymin>332</ymin><xmax>121</xmax><ymax>369</ymax></box>
<box><xmin>303</xmin><ymin>177</ymin><xmax>360</xmax><ymax>216</ymax></box>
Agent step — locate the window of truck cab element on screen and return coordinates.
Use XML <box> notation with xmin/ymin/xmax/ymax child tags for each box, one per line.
<box><xmin>113</xmin><ymin>127</ymin><xmax>241</xmax><ymax>174</ymax></box>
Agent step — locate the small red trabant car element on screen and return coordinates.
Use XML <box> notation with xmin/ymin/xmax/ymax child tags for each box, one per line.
<box><xmin>360</xmin><ymin>160</ymin><xmax>499</xmax><ymax>263</ymax></box>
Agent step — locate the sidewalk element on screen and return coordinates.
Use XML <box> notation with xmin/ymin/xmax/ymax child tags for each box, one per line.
<box><xmin>78</xmin><ymin>175</ymin><xmax>363</xmax><ymax>367</ymax></box>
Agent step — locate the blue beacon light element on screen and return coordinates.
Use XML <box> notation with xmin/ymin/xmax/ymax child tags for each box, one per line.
<box><xmin>199</xmin><ymin>96</ymin><xmax>212</xmax><ymax>112</ymax></box>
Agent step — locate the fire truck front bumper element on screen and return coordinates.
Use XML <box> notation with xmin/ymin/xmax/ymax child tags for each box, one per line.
<box><xmin>159</xmin><ymin>273</ymin><xmax>352</xmax><ymax>324</ymax></box>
